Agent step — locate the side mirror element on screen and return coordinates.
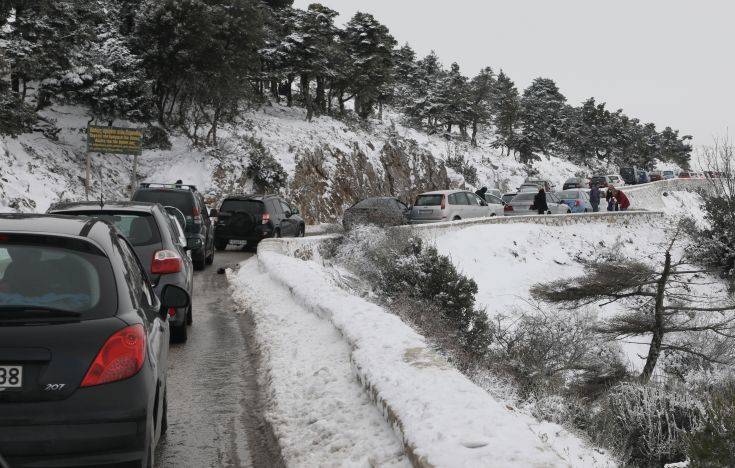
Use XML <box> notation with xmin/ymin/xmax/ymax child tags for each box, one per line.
<box><xmin>160</xmin><ymin>284</ymin><xmax>190</xmax><ymax>315</ymax></box>
<box><xmin>209</xmin><ymin>208</ymin><xmax>219</xmax><ymax>218</ymax></box>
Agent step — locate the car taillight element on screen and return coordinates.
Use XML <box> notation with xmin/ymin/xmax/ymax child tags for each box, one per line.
<box><xmin>81</xmin><ymin>324</ymin><xmax>146</xmax><ymax>388</ymax></box>
<box><xmin>192</xmin><ymin>207</ymin><xmax>201</xmax><ymax>224</ymax></box>
<box><xmin>504</xmin><ymin>205</ymin><xmax>514</xmax><ymax>212</ymax></box>
<box><xmin>262</xmin><ymin>212</ymin><xmax>271</xmax><ymax>225</ymax></box>
<box><xmin>440</xmin><ymin>196</ymin><xmax>446</xmax><ymax>210</ymax></box>
<box><xmin>168</xmin><ymin>307</ymin><xmax>176</xmax><ymax>317</ymax></box>
<box><xmin>151</xmin><ymin>249</ymin><xmax>183</xmax><ymax>275</ymax></box>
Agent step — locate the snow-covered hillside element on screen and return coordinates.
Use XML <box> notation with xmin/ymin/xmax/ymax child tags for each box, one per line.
<box><xmin>2</xmin><ymin>103</ymin><xmax>590</xmax><ymax>218</ymax></box>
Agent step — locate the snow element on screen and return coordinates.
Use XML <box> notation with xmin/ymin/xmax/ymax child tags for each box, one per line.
<box><xmin>246</xmin><ymin>248</ymin><xmax>614</xmax><ymax>467</ymax></box>
<box><xmin>230</xmin><ymin>259</ymin><xmax>408</xmax><ymax>467</ymax></box>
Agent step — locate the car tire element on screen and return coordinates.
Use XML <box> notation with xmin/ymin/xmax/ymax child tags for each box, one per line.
<box><xmin>215</xmin><ymin>238</ymin><xmax>228</xmax><ymax>251</ymax></box>
<box><xmin>452</xmin><ymin>216</ymin><xmax>461</xmax><ymax>221</ymax></box>
<box><xmin>161</xmin><ymin>389</ymin><xmax>168</xmax><ymax>435</ymax></box>
<box><xmin>298</xmin><ymin>225</ymin><xmax>305</xmax><ymax>237</ymax></box>
<box><xmin>192</xmin><ymin>248</ymin><xmax>206</xmax><ymax>271</ymax></box>
<box><xmin>171</xmin><ymin>322</ymin><xmax>188</xmax><ymax>343</ymax></box>
<box><xmin>274</xmin><ymin>229</ymin><xmax>281</xmax><ymax>238</ymax></box>
<box><xmin>566</xmin><ymin>209</ymin><xmax>572</xmax><ymax>214</ymax></box>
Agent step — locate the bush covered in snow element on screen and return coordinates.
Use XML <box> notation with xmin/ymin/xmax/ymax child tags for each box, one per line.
<box><xmin>0</xmin><ymin>84</ymin><xmax>37</xmax><ymax>136</ymax></box>
<box><xmin>333</xmin><ymin>225</ymin><xmax>491</xmax><ymax>358</ymax></box>
<box><xmin>688</xmin><ymin>380</ymin><xmax>735</xmax><ymax>466</ymax></box>
<box><xmin>245</xmin><ymin>138</ymin><xmax>288</xmax><ymax>193</ymax></box>
<box><xmin>445</xmin><ymin>153</ymin><xmax>479</xmax><ymax>186</ymax></box>
<box><xmin>592</xmin><ymin>383</ymin><xmax>703</xmax><ymax>466</ymax></box>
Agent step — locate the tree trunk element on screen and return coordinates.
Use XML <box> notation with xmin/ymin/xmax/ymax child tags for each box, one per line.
<box><xmin>286</xmin><ymin>75</ymin><xmax>294</xmax><ymax>107</ymax></box>
<box><xmin>270</xmin><ymin>79</ymin><xmax>279</xmax><ymax>102</ymax></box>
<box><xmin>315</xmin><ymin>76</ymin><xmax>325</xmax><ymax>116</ymax></box>
<box><xmin>640</xmin><ymin>250</ymin><xmax>672</xmax><ymax>383</ymax></box>
<box><xmin>471</xmin><ymin>121</ymin><xmax>479</xmax><ymax>147</ymax></box>
<box><xmin>300</xmin><ymin>74</ymin><xmax>313</xmax><ymax>121</ymax></box>
<box><xmin>338</xmin><ymin>91</ymin><xmax>345</xmax><ymax>114</ymax></box>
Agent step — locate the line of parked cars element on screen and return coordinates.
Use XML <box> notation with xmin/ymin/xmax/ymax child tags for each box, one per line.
<box><xmin>0</xmin><ymin>183</ymin><xmax>307</xmax><ymax>467</ymax></box>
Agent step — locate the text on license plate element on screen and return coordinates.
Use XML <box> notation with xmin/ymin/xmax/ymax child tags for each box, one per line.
<box><xmin>0</xmin><ymin>365</ymin><xmax>22</xmax><ymax>389</ymax></box>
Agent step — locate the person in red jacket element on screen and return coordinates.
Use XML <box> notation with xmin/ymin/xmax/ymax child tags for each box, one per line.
<box><xmin>614</xmin><ymin>189</ymin><xmax>631</xmax><ymax>211</ymax></box>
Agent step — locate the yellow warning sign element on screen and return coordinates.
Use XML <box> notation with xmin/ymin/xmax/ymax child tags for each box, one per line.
<box><xmin>87</xmin><ymin>126</ymin><xmax>143</xmax><ymax>155</ymax></box>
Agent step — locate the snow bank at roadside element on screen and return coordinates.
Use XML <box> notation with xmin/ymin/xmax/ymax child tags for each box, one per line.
<box><xmin>251</xmin><ymin>247</ymin><xmax>614</xmax><ymax>467</ymax></box>
<box><xmin>230</xmin><ymin>258</ymin><xmax>408</xmax><ymax>467</ymax></box>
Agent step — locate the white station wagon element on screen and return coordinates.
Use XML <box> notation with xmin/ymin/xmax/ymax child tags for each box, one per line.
<box><xmin>409</xmin><ymin>190</ymin><xmax>492</xmax><ymax>224</ymax></box>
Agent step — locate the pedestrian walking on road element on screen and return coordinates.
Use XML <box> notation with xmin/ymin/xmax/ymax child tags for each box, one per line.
<box><xmin>615</xmin><ymin>189</ymin><xmax>630</xmax><ymax>211</ymax></box>
<box><xmin>533</xmin><ymin>187</ymin><xmax>549</xmax><ymax>215</ymax></box>
<box><xmin>589</xmin><ymin>184</ymin><xmax>601</xmax><ymax>212</ymax></box>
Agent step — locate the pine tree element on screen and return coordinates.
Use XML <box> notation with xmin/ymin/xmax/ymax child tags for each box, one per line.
<box><xmin>491</xmin><ymin>70</ymin><xmax>520</xmax><ymax>156</ymax></box>
<box><xmin>518</xmin><ymin>77</ymin><xmax>566</xmax><ymax>157</ymax></box>
<box><xmin>342</xmin><ymin>12</ymin><xmax>396</xmax><ymax>119</ymax></box>
<box><xmin>468</xmin><ymin>67</ymin><xmax>495</xmax><ymax>146</ymax></box>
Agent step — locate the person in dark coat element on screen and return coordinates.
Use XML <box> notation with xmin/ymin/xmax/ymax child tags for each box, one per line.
<box><xmin>615</xmin><ymin>189</ymin><xmax>631</xmax><ymax>211</ymax></box>
<box><xmin>606</xmin><ymin>185</ymin><xmax>618</xmax><ymax>211</ymax></box>
<box><xmin>589</xmin><ymin>184</ymin><xmax>601</xmax><ymax>212</ymax></box>
<box><xmin>533</xmin><ymin>187</ymin><xmax>549</xmax><ymax>215</ymax></box>
<box><xmin>475</xmin><ymin>187</ymin><xmax>488</xmax><ymax>202</ymax></box>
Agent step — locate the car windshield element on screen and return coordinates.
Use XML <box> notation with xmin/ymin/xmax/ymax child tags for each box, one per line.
<box><xmin>512</xmin><ymin>193</ymin><xmax>536</xmax><ymax>202</ymax></box>
<box><xmin>220</xmin><ymin>199</ymin><xmax>264</xmax><ymax>215</ymax></box>
<box><xmin>0</xmin><ymin>240</ymin><xmax>116</xmax><ymax>319</ymax></box>
<box><xmin>134</xmin><ymin>190</ymin><xmax>194</xmax><ymax>217</ymax></box>
<box><xmin>558</xmin><ymin>191</ymin><xmax>581</xmax><ymax>200</ymax></box>
<box><xmin>414</xmin><ymin>194</ymin><xmax>443</xmax><ymax>206</ymax></box>
<box><xmin>60</xmin><ymin>211</ymin><xmax>161</xmax><ymax>247</ymax></box>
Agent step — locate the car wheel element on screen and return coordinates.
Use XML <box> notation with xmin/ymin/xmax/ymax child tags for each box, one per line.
<box><xmin>567</xmin><ymin>209</ymin><xmax>572</xmax><ymax>214</ymax></box>
<box><xmin>171</xmin><ymin>322</ymin><xmax>188</xmax><ymax>343</ymax></box>
<box><xmin>192</xmin><ymin>248</ymin><xmax>205</xmax><ymax>271</ymax></box>
<box><xmin>274</xmin><ymin>229</ymin><xmax>281</xmax><ymax>238</ymax></box>
<box><xmin>215</xmin><ymin>238</ymin><xmax>228</xmax><ymax>251</ymax></box>
<box><xmin>299</xmin><ymin>225</ymin><xmax>305</xmax><ymax>237</ymax></box>
<box><xmin>452</xmin><ymin>216</ymin><xmax>461</xmax><ymax>221</ymax></box>
<box><xmin>161</xmin><ymin>389</ymin><xmax>168</xmax><ymax>435</ymax></box>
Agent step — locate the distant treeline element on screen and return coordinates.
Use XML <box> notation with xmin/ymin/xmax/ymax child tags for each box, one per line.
<box><xmin>0</xmin><ymin>0</ymin><xmax>691</xmax><ymax>168</ymax></box>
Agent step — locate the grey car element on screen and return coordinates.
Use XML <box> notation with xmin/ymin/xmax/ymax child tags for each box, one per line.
<box><xmin>504</xmin><ymin>191</ymin><xmax>572</xmax><ymax>216</ymax></box>
<box><xmin>343</xmin><ymin>197</ymin><xmax>410</xmax><ymax>230</ymax></box>
<box><xmin>48</xmin><ymin>201</ymin><xmax>195</xmax><ymax>342</ymax></box>
<box><xmin>410</xmin><ymin>190</ymin><xmax>491</xmax><ymax>224</ymax></box>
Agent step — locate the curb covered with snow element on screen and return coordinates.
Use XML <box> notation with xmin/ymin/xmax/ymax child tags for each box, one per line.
<box><xmin>253</xmin><ymin>246</ymin><xmax>609</xmax><ymax>467</ymax></box>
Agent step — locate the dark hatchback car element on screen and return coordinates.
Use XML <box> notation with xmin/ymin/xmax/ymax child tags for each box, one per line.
<box><xmin>0</xmin><ymin>214</ymin><xmax>189</xmax><ymax>468</ymax></box>
<box><xmin>213</xmin><ymin>195</ymin><xmax>305</xmax><ymax>250</ymax></box>
<box><xmin>48</xmin><ymin>202</ymin><xmax>195</xmax><ymax>342</ymax></box>
<box><xmin>342</xmin><ymin>197</ymin><xmax>410</xmax><ymax>230</ymax></box>
<box><xmin>132</xmin><ymin>183</ymin><xmax>214</xmax><ymax>270</ymax></box>
<box><xmin>562</xmin><ymin>177</ymin><xmax>586</xmax><ymax>190</ymax></box>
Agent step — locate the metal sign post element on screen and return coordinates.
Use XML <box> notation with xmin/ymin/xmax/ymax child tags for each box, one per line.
<box><xmin>85</xmin><ymin>151</ymin><xmax>91</xmax><ymax>200</ymax></box>
<box><xmin>86</xmin><ymin>125</ymin><xmax>143</xmax><ymax>199</ymax></box>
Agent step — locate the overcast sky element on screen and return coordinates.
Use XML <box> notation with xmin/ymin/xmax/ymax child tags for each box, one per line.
<box><xmin>293</xmin><ymin>0</ymin><xmax>734</xmax><ymax>145</ymax></box>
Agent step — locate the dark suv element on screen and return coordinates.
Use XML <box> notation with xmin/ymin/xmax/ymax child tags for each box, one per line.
<box><xmin>47</xmin><ymin>202</ymin><xmax>195</xmax><ymax>343</ymax></box>
<box><xmin>132</xmin><ymin>183</ymin><xmax>214</xmax><ymax>270</ymax></box>
<box><xmin>213</xmin><ymin>195</ymin><xmax>305</xmax><ymax>250</ymax></box>
<box><xmin>0</xmin><ymin>214</ymin><xmax>189</xmax><ymax>467</ymax></box>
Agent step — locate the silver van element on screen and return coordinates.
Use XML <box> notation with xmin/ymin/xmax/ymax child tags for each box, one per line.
<box><xmin>410</xmin><ymin>190</ymin><xmax>492</xmax><ymax>224</ymax></box>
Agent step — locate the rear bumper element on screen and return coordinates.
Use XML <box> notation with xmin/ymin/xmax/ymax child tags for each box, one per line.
<box><xmin>215</xmin><ymin>224</ymin><xmax>274</xmax><ymax>241</ymax></box>
<box><xmin>0</xmin><ymin>367</ymin><xmax>153</xmax><ymax>465</ymax></box>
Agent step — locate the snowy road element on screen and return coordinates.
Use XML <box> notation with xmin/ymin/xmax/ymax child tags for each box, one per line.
<box><xmin>154</xmin><ymin>250</ymin><xmax>282</xmax><ymax>468</ymax></box>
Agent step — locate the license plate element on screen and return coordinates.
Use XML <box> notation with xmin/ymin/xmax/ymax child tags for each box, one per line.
<box><xmin>419</xmin><ymin>210</ymin><xmax>432</xmax><ymax>215</ymax></box>
<box><xmin>0</xmin><ymin>365</ymin><xmax>22</xmax><ymax>389</ymax></box>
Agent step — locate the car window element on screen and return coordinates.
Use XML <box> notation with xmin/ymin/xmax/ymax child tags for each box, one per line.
<box><xmin>198</xmin><ymin>194</ymin><xmax>209</xmax><ymax>221</ymax></box>
<box><xmin>547</xmin><ymin>193</ymin><xmax>559</xmax><ymax>203</ymax></box>
<box><xmin>353</xmin><ymin>198</ymin><xmax>382</xmax><ymax>209</ymax></box>
<box><xmin>0</xmin><ymin>239</ymin><xmax>117</xmax><ymax>319</ymax></box>
<box><xmin>486</xmin><ymin>195</ymin><xmax>503</xmax><ymax>205</ymax></box>
<box><xmin>415</xmin><ymin>194</ymin><xmax>443</xmax><ymax>207</ymax></box>
<box><xmin>168</xmin><ymin>215</ymin><xmax>187</xmax><ymax>246</ymax></box>
<box><xmin>280</xmin><ymin>200</ymin><xmax>292</xmax><ymax>216</ymax></box>
<box><xmin>58</xmin><ymin>211</ymin><xmax>162</xmax><ymax>247</ymax></box>
<box><xmin>466</xmin><ymin>193</ymin><xmax>479</xmax><ymax>205</ymax></box>
<box><xmin>501</xmin><ymin>194</ymin><xmax>516</xmax><ymax>204</ymax></box>
<box><xmin>220</xmin><ymin>199</ymin><xmax>264</xmax><ymax>215</ymax></box>
<box><xmin>390</xmin><ymin>199</ymin><xmax>408</xmax><ymax>210</ymax></box>
<box><xmin>116</xmin><ymin>236</ymin><xmax>155</xmax><ymax>308</ymax></box>
<box><xmin>133</xmin><ymin>190</ymin><xmax>195</xmax><ymax>220</ymax></box>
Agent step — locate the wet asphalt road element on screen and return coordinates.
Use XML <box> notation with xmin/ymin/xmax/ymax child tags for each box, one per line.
<box><xmin>155</xmin><ymin>249</ymin><xmax>281</xmax><ymax>468</ymax></box>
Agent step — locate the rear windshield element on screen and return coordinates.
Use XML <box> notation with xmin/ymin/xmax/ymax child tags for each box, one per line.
<box><xmin>134</xmin><ymin>190</ymin><xmax>194</xmax><ymax>216</ymax></box>
<box><xmin>663</xmin><ymin>171</ymin><xmax>674</xmax><ymax>175</ymax></box>
<box><xmin>0</xmin><ymin>240</ymin><xmax>116</xmax><ymax>320</ymax></box>
<box><xmin>61</xmin><ymin>212</ymin><xmax>161</xmax><ymax>247</ymax></box>
<box><xmin>558</xmin><ymin>191</ymin><xmax>581</xmax><ymax>200</ymax></box>
<box><xmin>414</xmin><ymin>195</ymin><xmax>443</xmax><ymax>207</ymax></box>
<box><xmin>220</xmin><ymin>199</ymin><xmax>264</xmax><ymax>214</ymax></box>
<box><xmin>512</xmin><ymin>193</ymin><xmax>535</xmax><ymax>202</ymax></box>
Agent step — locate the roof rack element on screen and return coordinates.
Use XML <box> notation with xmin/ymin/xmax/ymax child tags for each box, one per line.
<box><xmin>139</xmin><ymin>182</ymin><xmax>197</xmax><ymax>191</ymax></box>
